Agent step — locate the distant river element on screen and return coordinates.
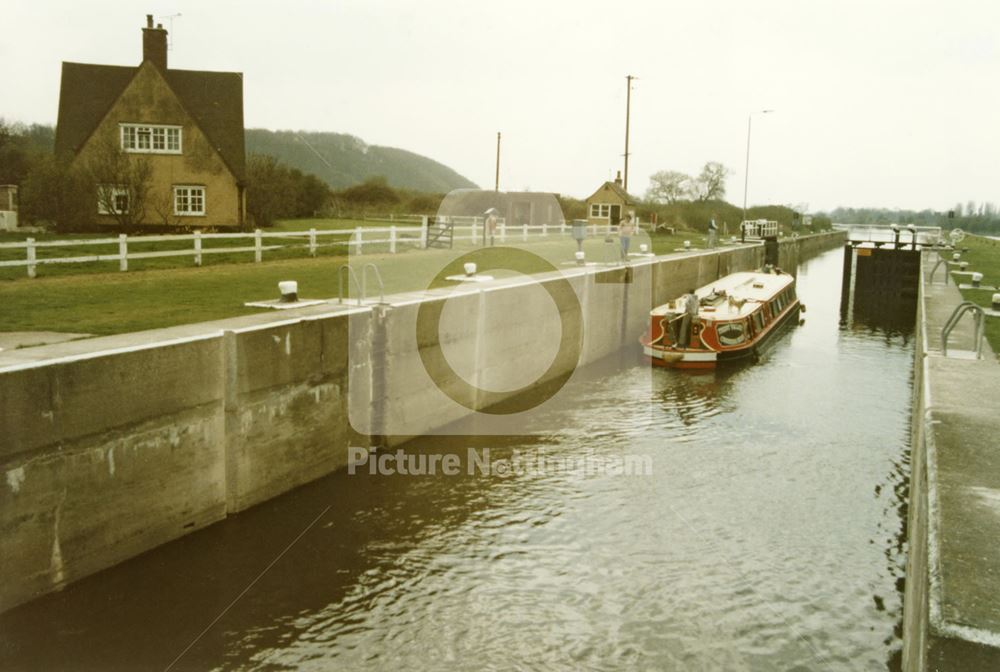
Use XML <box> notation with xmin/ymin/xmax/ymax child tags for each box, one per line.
<box><xmin>0</xmin><ymin>247</ymin><xmax>913</xmax><ymax>671</ymax></box>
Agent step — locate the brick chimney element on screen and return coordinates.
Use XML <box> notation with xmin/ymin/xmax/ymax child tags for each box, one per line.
<box><xmin>142</xmin><ymin>14</ymin><xmax>168</xmax><ymax>70</ymax></box>
<box><xmin>614</xmin><ymin>170</ymin><xmax>623</xmax><ymax>187</ymax></box>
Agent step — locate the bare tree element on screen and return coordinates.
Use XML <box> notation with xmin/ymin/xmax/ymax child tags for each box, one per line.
<box><xmin>150</xmin><ymin>185</ymin><xmax>186</xmax><ymax>228</ymax></box>
<box><xmin>692</xmin><ymin>161</ymin><xmax>730</xmax><ymax>201</ymax></box>
<box><xmin>645</xmin><ymin>170</ymin><xmax>692</xmax><ymax>203</ymax></box>
<box><xmin>83</xmin><ymin>135</ymin><xmax>153</xmax><ymax>229</ymax></box>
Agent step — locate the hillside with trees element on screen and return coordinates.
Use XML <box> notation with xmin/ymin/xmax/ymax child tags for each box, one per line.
<box><xmin>244</xmin><ymin>129</ymin><xmax>477</xmax><ymax>192</ymax></box>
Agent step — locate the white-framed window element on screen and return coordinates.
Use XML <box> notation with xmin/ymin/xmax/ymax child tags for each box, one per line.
<box><xmin>590</xmin><ymin>203</ymin><xmax>612</xmax><ymax>219</ymax></box>
<box><xmin>120</xmin><ymin>123</ymin><xmax>182</xmax><ymax>154</ymax></box>
<box><xmin>173</xmin><ymin>185</ymin><xmax>206</xmax><ymax>216</ymax></box>
<box><xmin>97</xmin><ymin>185</ymin><xmax>129</xmax><ymax>215</ymax></box>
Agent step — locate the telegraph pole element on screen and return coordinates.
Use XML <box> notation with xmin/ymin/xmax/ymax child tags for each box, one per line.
<box><xmin>495</xmin><ymin>132</ymin><xmax>501</xmax><ymax>192</ymax></box>
<box><xmin>624</xmin><ymin>75</ymin><xmax>636</xmax><ymax>192</ymax></box>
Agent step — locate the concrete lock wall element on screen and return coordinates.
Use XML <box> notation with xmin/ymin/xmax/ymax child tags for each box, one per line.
<box><xmin>0</xmin><ymin>232</ymin><xmax>843</xmax><ymax>613</ymax></box>
<box><xmin>902</xmin><ymin>252</ymin><xmax>1000</xmax><ymax>671</ymax></box>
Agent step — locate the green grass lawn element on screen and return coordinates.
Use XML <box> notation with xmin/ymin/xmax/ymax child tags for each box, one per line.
<box><xmin>0</xmin><ymin>224</ymin><xmax>710</xmax><ymax>336</ymax></box>
<box><xmin>953</xmin><ymin>234</ymin><xmax>1000</xmax><ymax>356</ymax></box>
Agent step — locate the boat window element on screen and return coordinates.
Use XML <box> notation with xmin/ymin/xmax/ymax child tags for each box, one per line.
<box><xmin>752</xmin><ymin>311</ymin><xmax>765</xmax><ymax>332</ymax></box>
<box><xmin>717</xmin><ymin>321</ymin><xmax>746</xmax><ymax>346</ymax></box>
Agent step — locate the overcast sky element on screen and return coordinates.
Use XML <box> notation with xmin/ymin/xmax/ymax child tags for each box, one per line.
<box><xmin>3</xmin><ymin>0</ymin><xmax>998</xmax><ymax>212</ymax></box>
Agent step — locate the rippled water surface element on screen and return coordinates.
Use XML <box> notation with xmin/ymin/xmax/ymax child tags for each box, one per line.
<box><xmin>0</xmin><ymin>248</ymin><xmax>913</xmax><ymax>671</ymax></box>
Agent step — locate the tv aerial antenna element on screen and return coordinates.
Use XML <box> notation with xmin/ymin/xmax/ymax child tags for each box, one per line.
<box><xmin>158</xmin><ymin>13</ymin><xmax>182</xmax><ymax>50</ymax></box>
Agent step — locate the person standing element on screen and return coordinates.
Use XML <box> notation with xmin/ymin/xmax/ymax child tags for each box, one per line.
<box><xmin>484</xmin><ymin>208</ymin><xmax>498</xmax><ymax>246</ymax></box>
<box><xmin>677</xmin><ymin>289</ymin><xmax>700</xmax><ymax>348</ymax></box>
<box><xmin>708</xmin><ymin>215</ymin><xmax>718</xmax><ymax>249</ymax></box>
<box><xmin>619</xmin><ymin>213</ymin><xmax>635</xmax><ymax>261</ymax></box>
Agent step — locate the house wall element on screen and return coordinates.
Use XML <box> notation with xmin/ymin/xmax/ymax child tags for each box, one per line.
<box><xmin>73</xmin><ymin>62</ymin><xmax>241</xmax><ymax>228</ymax></box>
<box><xmin>586</xmin><ymin>184</ymin><xmax>632</xmax><ymax>227</ymax></box>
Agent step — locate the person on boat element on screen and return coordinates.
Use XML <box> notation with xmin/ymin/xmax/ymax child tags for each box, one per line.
<box><xmin>619</xmin><ymin>213</ymin><xmax>635</xmax><ymax>261</ymax></box>
<box><xmin>677</xmin><ymin>289</ymin><xmax>699</xmax><ymax>348</ymax></box>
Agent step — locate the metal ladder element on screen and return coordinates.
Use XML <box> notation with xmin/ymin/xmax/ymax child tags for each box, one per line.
<box><xmin>337</xmin><ymin>265</ymin><xmax>363</xmax><ymax>305</ymax></box>
<box><xmin>337</xmin><ymin>263</ymin><xmax>385</xmax><ymax>306</ymax></box>
<box><xmin>941</xmin><ymin>301</ymin><xmax>985</xmax><ymax>359</ymax></box>
<box><xmin>362</xmin><ymin>263</ymin><xmax>385</xmax><ymax>305</ymax></box>
<box><xmin>928</xmin><ymin>254</ymin><xmax>950</xmax><ymax>285</ymax></box>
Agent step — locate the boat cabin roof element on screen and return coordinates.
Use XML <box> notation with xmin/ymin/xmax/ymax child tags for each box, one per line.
<box><xmin>652</xmin><ymin>271</ymin><xmax>795</xmax><ymax>320</ymax></box>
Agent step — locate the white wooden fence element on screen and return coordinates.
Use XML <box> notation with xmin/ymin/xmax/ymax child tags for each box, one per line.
<box><xmin>423</xmin><ymin>216</ymin><xmax>619</xmax><ymax>243</ymax></box>
<box><xmin>0</xmin><ymin>226</ymin><xmax>423</xmax><ymax>278</ymax></box>
<box><xmin>0</xmin><ymin>217</ymin><xmax>625</xmax><ymax>278</ymax></box>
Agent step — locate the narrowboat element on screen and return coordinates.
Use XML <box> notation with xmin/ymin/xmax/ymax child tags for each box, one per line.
<box><xmin>640</xmin><ymin>268</ymin><xmax>804</xmax><ymax>369</ymax></box>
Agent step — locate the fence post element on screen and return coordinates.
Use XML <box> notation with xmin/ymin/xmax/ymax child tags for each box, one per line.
<box><xmin>522</xmin><ymin>221</ymin><xmax>528</xmax><ymax>242</ymax></box>
<box><xmin>542</xmin><ymin>221</ymin><xmax>548</xmax><ymax>237</ymax></box>
<box><xmin>194</xmin><ymin>230</ymin><xmax>203</xmax><ymax>266</ymax></box>
<box><xmin>355</xmin><ymin>226</ymin><xmax>363</xmax><ymax>255</ymax></box>
<box><xmin>560</xmin><ymin>220</ymin><xmax>567</xmax><ymax>235</ymax></box>
<box><xmin>119</xmin><ymin>233</ymin><xmax>128</xmax><ymax>272</ymax></box>
<box><xmin>254</xmin><ymin>229</ymin><xmax>263</xmax><ymax>263</ymax></box>
<box><xmin>26</xmin><ymin>238</ymin><xmax>36</xmax><ymax>278</ymax></box>
<box><xmin>390</xmin><ymin>225</ymin><xmax>397</xmax><ymax>254</ymax></box>
<box><xmin>421</xmin><ymin>216</ymin><xmax>429</xmax><ymax>249</ymax></box>
<box><xmin>309</xmin><ymin>228</ymin><xmax>317</xmax><ymax>257</ymax></box>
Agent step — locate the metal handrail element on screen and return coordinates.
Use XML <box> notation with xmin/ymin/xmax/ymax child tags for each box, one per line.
<box><xmin>362</xmin><ymin>263</ymin><xmax>385</xmax><ymax>304</ymax></box>
<box><xmin>337</xmin><ymin>264</ymin><xmax>363</xmax><ymax>306</ymax></box>
<box><xmin>941</xmin><ymin>301</ymin><xmax>985</xmax><ymax>358</ymax></box>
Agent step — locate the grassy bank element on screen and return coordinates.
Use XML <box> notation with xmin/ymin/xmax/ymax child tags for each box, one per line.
<box><xmin>953</xmin><ymin>234</ymin><xmax>1000</xmax><ymax>356</ymax></box>
<box><xmin>0</xmin><ymin>228</ymin><xmax>704</xmax><ymax>335</ymax></box>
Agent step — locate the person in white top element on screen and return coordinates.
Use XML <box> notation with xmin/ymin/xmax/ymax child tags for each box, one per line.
<box><xmin>484</xmin><ymin>208</ymin><xmax>498</xmax><ymax>246</ymax></box>
<box><xmin>619</xmin><ymin>213</ymin><xmax>635</xmax><ymax>261</ymax></box>
<box><xmin>676</xmin><ymin>289</ymin><xmax>700</xmax><ymax>348</ymax></box>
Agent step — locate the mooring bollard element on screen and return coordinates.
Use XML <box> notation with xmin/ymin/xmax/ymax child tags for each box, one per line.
<box><xmin>993</xmin><ymin>293</ymin><xmax>1000</xmax><ymax>311</ymax></box>
<box><xmin>972</xmin><ymin>272</ymin><xmax>983</xmax><ymax>288</ymax></box>
<box><xmin>278</xmin><ymin>280</ymin><xmax>298</xmax><ymax>303</ymax></box>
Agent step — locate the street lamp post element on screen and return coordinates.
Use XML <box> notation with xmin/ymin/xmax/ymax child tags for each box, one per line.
<box><xmin>741</xmin><ymin>109</ymin><xmax>774</xmax><ymax>243</ymax></box>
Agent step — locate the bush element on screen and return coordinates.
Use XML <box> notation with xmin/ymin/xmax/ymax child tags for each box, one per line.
<box><xmin>340</xmin><ymin>176</ymin><xmax>401</xmax><ymax>209</ymax></box>
<box><xmin>247</xmin><ymin>153</ymin><xmax>331</xmax><ymax>228</ymax></box>
<box><xmin>19</xmin><ymin>154</ymin><xmax>93</xmax><ymax>231</ymax></box>
<box><xmin>407</xmin><ymin>193</ymin><xmax>442</xmax><ymax>214</ymax></box>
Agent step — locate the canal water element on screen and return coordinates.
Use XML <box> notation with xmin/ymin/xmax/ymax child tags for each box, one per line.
<box><xmin>0</xmin><ymin>247</ymin><xmax>914</xmax><ymax>671</ymax></box>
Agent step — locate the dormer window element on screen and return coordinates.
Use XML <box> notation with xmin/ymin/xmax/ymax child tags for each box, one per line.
<box><xmin>120</xmin><ymin>123</ymin><xmax>181</xmax><ymax>154</ymax></box>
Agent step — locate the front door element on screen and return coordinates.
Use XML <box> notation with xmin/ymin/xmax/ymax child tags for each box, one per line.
<box><xmin>610</xmin><ymin>204</ymin><xmax>621</xmax><ymax>227</ymax></box>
